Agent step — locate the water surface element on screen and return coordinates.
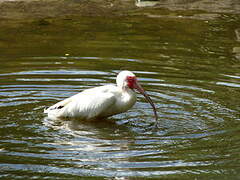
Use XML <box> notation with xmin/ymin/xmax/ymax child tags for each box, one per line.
<box><xmin>0</xmin><ymin>10</ymin><xmax>240</xmax><ymax>179</ymax></box>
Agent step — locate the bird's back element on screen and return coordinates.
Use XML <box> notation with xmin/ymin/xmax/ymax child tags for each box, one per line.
<box><xmin>44</xmin><ymin>85</ymin><xmax>119</xmax><ymax>120</ymax></box>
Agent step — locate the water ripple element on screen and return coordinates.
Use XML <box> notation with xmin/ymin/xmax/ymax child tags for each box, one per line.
<box><xmin>0</xmin><ymin>56</ymin><xmax>239</xmax><ymax>178</ymax></box>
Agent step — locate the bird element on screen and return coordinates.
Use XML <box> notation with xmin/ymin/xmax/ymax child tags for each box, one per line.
<box><xmin>44</xmin><ymin>70</ymin><xmax>158</xmax><ymax>122</ymax></box>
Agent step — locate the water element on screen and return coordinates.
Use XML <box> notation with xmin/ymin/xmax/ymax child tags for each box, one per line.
<box><xmin>0</xmin><ymin>11</ymin><xmax>240</xmax><ymax>179</ymax></box>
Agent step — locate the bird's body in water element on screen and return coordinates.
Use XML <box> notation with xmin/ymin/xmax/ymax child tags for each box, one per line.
<box><xmin>44</xmin><ymin>71</ymin><xmax>158</xmax><ymax>122</ymax></box>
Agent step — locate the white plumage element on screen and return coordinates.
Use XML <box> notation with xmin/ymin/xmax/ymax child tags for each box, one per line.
<box><xmin>44</xmin><ymin>70</ymin><xmax>157</xmax><ymax>121</ymax></box>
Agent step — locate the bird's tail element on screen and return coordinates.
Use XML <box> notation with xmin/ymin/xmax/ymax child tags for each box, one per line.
<box><xmin>44</xmin><ymin>107</ymin><xmax>50</xmax><ymax>114</ymax></box>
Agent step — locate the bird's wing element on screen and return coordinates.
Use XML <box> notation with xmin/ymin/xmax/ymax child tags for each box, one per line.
<box><xmin>44</xmin><ymin>96</ymin><xmax>73</xmax><ymax>113</ymax></box>
<box><xmin>45</xmin><ymin>85</ymin><xmax>117</xmax><ymax>119</ymax></box>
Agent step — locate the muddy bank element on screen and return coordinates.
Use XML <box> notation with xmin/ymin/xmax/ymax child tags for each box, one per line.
<box><xmin>153</xmin><ymin>0</ymin><xmax>240</xmax><ymax>14</ymax></box>
<box><xmin>0</xmin><ymin>0</ymin><xmax>135</xmax><ymax>19</ymax></box>
<box><xmin>0</xmin><ymin>0</ymin><xmax>240</xmax><ymax>20</ymax></box>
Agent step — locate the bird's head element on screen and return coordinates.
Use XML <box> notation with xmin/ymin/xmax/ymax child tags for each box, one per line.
<box><xmin>116</xmin><ymin>70</ymin><xmax>136</xmax><ymax>89</ymax></box>
<box><xmin>116</xmin><ymin>70</ymin><xmax>158</xmax><ymax>121</ymax></box>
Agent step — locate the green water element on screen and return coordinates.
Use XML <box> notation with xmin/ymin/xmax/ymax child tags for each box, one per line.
<box><xmin>0</xmin><ymin>10</ymin><xmax>240</xmax><ymax>179</ymax></box>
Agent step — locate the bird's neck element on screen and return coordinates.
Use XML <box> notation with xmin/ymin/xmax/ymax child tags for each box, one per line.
<box><xmin>121</xmin><ymin>87</ymin><xmax>136</xmax><ymax>103</ymax></box>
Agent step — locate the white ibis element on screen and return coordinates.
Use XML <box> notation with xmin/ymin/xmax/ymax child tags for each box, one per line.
<box><xmin>44</xmin><ymin>70</ymin><xmax>158</xmax><ymax>122</ymax></box>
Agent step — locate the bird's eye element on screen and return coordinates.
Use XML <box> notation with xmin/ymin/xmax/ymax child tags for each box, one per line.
<box><xmin>126</xmin><ymin>76</ymin><xmax>136</xmax><ymax>88</ymax></box>
<box><xmin>127</xmin><ymin>76</ymin><xmax>135</xmax><ymax>81</ymax></box>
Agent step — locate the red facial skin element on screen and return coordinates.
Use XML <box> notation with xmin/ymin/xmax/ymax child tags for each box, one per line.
<box><xmin>127</xmin><ymin>76</ymin><xmax>137</xmax><ymax>89</ymax></box>
<box><xmin>126</xmin><ymin>76</ymin><xmax>158</xmax><ymax>122</ymax></box>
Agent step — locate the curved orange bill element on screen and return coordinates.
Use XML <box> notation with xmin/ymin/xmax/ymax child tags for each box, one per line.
<box><xmin>133</xmin><ymin>81</ymin><xmax>158</xmax><ymax>122</ymax></box>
